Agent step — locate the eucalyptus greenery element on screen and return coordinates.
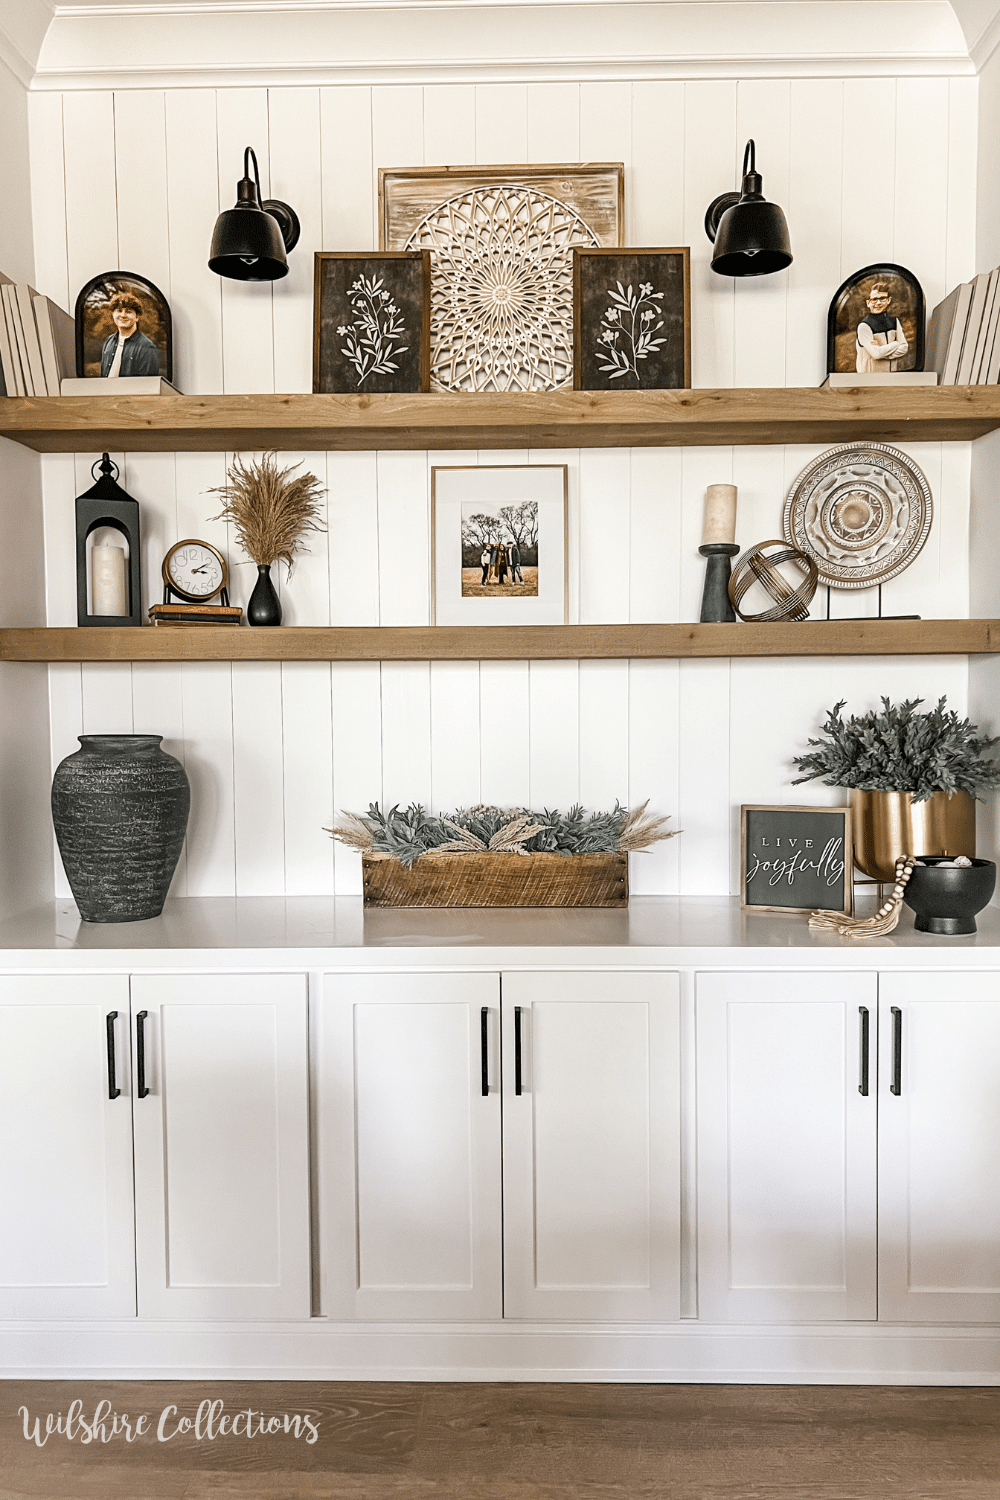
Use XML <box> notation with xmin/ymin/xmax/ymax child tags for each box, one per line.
<box><xmin>331</xmin><ymin>802</ymin><xmax>676</xmax><ymax>869</ymax></box>
<box><xmin>791</xmin><ymin>697</ymin><xmax>1000</xmax><ymax>802</ymax></box>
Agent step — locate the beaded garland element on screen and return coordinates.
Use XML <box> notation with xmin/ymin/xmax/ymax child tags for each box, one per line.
<box><xmin>808</xmin><ymin>854</ymin><xmax>916</xmax><ymax>939</ymax></box>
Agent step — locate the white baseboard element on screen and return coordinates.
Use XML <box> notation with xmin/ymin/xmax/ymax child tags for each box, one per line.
<box><xmin>4</xmin><ymin>1320</ymin><xmax>1000</xmax><ymax>1383</ymax></box>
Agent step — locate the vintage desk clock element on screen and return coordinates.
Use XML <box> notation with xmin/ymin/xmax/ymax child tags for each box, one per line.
<box><xmin>149</xmin><ymin>539</ymin><xmax>242</xmax><ymax>625</ymax></box>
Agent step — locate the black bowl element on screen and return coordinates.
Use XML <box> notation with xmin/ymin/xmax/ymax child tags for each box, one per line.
<box><xmin>902</xmin><ymin>856</ymin><xmax>996</xmax><ymax>935</ymax></box>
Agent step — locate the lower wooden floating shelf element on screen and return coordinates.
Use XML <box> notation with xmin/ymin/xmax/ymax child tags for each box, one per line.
<box><xmin>0</xmin><ymin>620</ymin><xmax>996</xmax><ymax>662</ymax></box>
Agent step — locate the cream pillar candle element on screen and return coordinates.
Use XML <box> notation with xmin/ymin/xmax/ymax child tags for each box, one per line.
<box><xmin>91</xmin><ymin>542</ymin><xmax>128</xmax><ymax>616</ymax></box>
<box><xmin>702</xmin><ymin>484</ymin><xmax>738</xmax><ymax>545</ymax></box>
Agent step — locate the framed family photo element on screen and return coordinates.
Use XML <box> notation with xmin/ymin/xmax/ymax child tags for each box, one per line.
<box><xmin>431</xmin><ymin>465</ymin><xmax>569</xmax><ymax>626</ymax></box>
<box><xmin>740</xmin><ymin>804</ymin><xmax>853</xmax><ymax>916</ymax></box>
<box><xmin>313</xmin><ymin>251</ymin><xmax>430</xmax><ymax>393</ymax></box>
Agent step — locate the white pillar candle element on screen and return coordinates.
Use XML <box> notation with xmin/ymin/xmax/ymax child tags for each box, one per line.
<box><xmin>702</xmin><ymin>484</ymin><xmax>738</xmax><ymax>545</ymax></box>
<box><xmin>91</xmin><ymin>542</ymin><xmax>128</xmax><ymax>617</ymax></box>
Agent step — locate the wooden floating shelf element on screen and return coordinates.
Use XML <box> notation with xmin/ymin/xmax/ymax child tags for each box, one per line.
<box><xmin>2</xmin><ymin>621</ymin><xmax>996</xmax><ymax>663</ymax></box>
<box><xmin>2</xmin><ymin>387</ymin><xmax>1000</xmax><ymax>454</ymax></box>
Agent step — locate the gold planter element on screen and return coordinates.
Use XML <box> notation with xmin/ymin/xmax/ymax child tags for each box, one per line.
<box><xmin>849</xmin><ymin>789</ymin><xmax>976</xmax><ymax>881</ymax></box>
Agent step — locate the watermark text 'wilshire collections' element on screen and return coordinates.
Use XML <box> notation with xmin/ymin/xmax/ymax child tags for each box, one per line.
<box><xmin>18</xmin><ymin>1399</ymin><xmax>319</xmax><ymax>1446</ymax></box>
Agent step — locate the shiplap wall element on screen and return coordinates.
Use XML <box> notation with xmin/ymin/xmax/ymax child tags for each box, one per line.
<box><xmin>26</xmin><ymin>76</ymin><xmax>977</xmax><ymax>899</ymax></box>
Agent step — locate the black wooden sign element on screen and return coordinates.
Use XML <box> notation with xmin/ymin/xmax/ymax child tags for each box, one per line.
<box><xmin>313</xmin><ymin>251</ymin><xmax>429</xmax><ymax>394</ymax></box>
<box><xmin>740</xmin><ymin>804</ymin><xmax>853</xmax><ymax>915</ymax></box>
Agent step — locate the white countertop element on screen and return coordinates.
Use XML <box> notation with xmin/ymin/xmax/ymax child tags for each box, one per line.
<box><xmin>0</xmin><ymin>895</ymin><xmax>997</xmax><ymax>969</ymax></box>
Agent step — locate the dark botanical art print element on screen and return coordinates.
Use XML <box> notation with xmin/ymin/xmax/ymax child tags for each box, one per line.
<box><xmin>740</xmin><ymin>805</ymin><xmax>853</xmax><ymax>915</ymax></box>
<box><xmin>827</xmin><ymin>262</ymin><xmax>925</xmax><ymax>375</ymax></box>
<box><xmin>313</xmin><ymin>251</ymin><xmax>430</xmax><ymax>394</ymax></box>
<box><xmin>75</xmin><ymin>272</ymin><xmax>172</xmax><ymax>381</ymax></box>
<box><xmin>460</xmin><ymin>500</ymin><xmax>538</xmax><ymax>598</ymax></box>
<box><xmin>573</xmin><ymin>248</ymin><xmax>691</xmax><ymax>391</ymax></box>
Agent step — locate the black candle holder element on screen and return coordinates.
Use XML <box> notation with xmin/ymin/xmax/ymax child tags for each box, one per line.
<box><xmin>698</xmin><ymin>542</ymin><xmax>739</xmax><ymax>623</ymax></box>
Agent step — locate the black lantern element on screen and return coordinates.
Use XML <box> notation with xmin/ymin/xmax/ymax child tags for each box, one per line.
<box><xmin>704</xmin><ymin>139</ymin><xmax>792</xmax><ymax>278</ymax></box>
<box><xmin>76</xmin><ymin>454</ymin><xmax>142</xmax><ymax>628</ymax></box>
<box><xmin>209</xmin><ymin>146</ymin><xmax>300</xmax><ymax>282</ymax></box>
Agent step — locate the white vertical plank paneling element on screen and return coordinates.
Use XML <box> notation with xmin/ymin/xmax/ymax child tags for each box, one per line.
<box><xmin>526</xmin><ymin>84</ymin><xmax>581</xmax><ymax>162</ymax></box>
<box><xmin>81</xmin><ymin>666</ymin><xmax>134</xmax><ymax>735</ymax></box>
<box><xmin>683</xmin><ymin>81</ymin><xmax>736</xmax><ymax>389</ymax></box>
<box><xmin>328</xmin><ymin>451</ymin><xmax>380</xmax><ymax>625</ymax></box>
<box><xmin>894</xmin><ymin>79</ymin><xmax>951</xmax><ymax>315</ymax></box>
<box><xmin>480</xmin><ymin>661</ymin><xmax>531</xmax><ymax>808</ymax></box>
<box><xmin>381</xmin><ymin>662</ymin><xmax>432</xmax><ymax>809</ymax></box>
<box><xmin>27</xmin><ymin>93</ymin><xmax>70</xmax><ymax>310</ymax></box>
<box><xmin>629</xmin><ymin>660</ymin><xmax>680</xmax><ymax>895</ymax></box>
<box><xmin>62</xmin><ymin>92</ymin><xmax>118</xmax><ymax>299</ymax></box>
<box><xmin>132</xmin><ymin>662</ymin><xmax>188</xmax><ymax>896</ymax></box>
<box><xmin>630</xmin><ymin>448</ymin><xmax>682</xmax><ymax>624</ymax></box>
<box><xmin>114</xmin><ymin>91</ymin><xmax>170</xmax><ymax>295</ymax></box>
<box><xmin>166</xmin><ymin>89</ymin><xmax>224</xmax><ymax>396</ymax></box>
<box><xmin>180</xmin><ymin>662</ymin><xmax>236</xmax><ymax>897</ymax></box>
<box><xmin>529</xmin><ymin>661</ymin><xmax>579</xmax><ymax>809</ymax></box>
<box><xmin>41</xmin><ymin>453</ymin><xmax>77</xmax><ymax>628</ymax></box>
<box><xmin>269</xmin><ymin>87</ymin><xmax>322</xmax><ymax>394</ymax></box>
<box><xmin>425</xmin><ymin>86</ymin><xmax>475</xmax><ymax>164</ymax></box>
<box><xmin>476</xmin><ymin>85</ymin><xmax>527</xmax><ymax>164</ymax></box>
<box><xmin>430</xmin><ymin>662</ymin><xmax>481</xmax><ymax>811</ymax></box>
<box><xmin>677</xmin><ymin>659</ymin><xmax>731</xmax><ymax>894</ymax></box>
<box><xmin>731</xmin><ymin>445</ymin><xmax>786</xmax><ymax>558</ymax></box>
<box><xmin>273</xmin><ymin>450</ymin><xmax>330</xmax><ymax>626</ymax></box>
<box><xmin>579</xmin><ymin>660</ymin><xmax>629</xmax><ymax>810</ymax></box>
<box><xmin>216</xmin><ymin>90</ymin><xmax>274</xmax><ymax>395</ymax></box>
<box><xmin>377</xmin><ymin>449</ymin><xmax>429</xmax><ymax>625</ymax></box>
<box><xmin>232</xmin><ymin>662</ymin><xmax>285</xmax><ymax>895</ymax></box>
<box><xmin>580</xmin><ymin>83</ymin><xmax>631</xmax><ymax>225</ymax></box>
<box><xmin>331</xmin><ymin>662</ymin><xmax>382</xmax><ymax>894</ymax></box>
<box><xmin>371</xmin><ymin>87</ymin><xmax>424</xmax><ymax>248</ymax></box>
<box><xmin>841</xmin><ymin>80</ymin><xmax>896</xmax><ymax>273</ymax></box>
<box><xmin>630</xmin><ymin>83</ymin><xmax>685</xmax><ymax>246</ymax></box>
<box><xmin>786</xmin><ymin>80</ymin><xmax>844</xmax><ymax>388</ymax></box>
<box><xmin>733</xmin><ymin>81</ymin><xmax>790</xmax><ymax>389</ymax></box>
<box><xmin>320</xmin><ymin>87</ymin><xmax>374</xmax><ymax>250</ymax></box>
<box><xmin>282</xmin><ymin>662</ymin><xmax>335</xmax><ymax>895</ymax></box>
<box><xmin>578</xmin><ymin>449</ymin><xmax>630</xmax><ymax>623</ymax></box>
<box><xmin>947</xmin><ymin>78</ymin><xmax>978</xmax><ymax>288</ymax></box>
<box><xmin>125</xmin><ymin>451</ymin><xmax>176</xmax><ymax>621</ymax></box>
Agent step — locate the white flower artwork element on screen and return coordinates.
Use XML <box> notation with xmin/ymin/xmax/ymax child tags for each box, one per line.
<box><xmin>338</xmin><ymin>275</ymin><xmax>409</xmax><ymax>388</ymax></box>
<box><xmin>596</xmin><ymin>281</ymin><xmax>667</xmax><ymax>382</ymax></box>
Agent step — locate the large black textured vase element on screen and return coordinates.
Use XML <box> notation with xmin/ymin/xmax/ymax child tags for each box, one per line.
<box><xmin>51</xmin><ymin>735</ymin><xmax>191</xmax><ymax>923</ymax></box>
<box><xmin>247</xmin><ymin>563</ymin><xmax>282</xmax><ymax>625</ymax></box>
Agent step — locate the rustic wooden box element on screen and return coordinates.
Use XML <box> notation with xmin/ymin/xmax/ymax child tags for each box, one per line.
<box><xmin>361</xmin><ymin>851</ymin><xmax>628</xmax><ymax>908</ymax></box>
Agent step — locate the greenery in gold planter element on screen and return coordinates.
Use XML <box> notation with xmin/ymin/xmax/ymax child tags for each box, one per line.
<box><xmin>792</xmin><ymin>696</ymin><xmax>1000</xmax><ymax>802</ymax></box>
<box><xmin>331</xmin><ymin>802</ymin><xmax>676</xmax><ymax>869</ymax></box>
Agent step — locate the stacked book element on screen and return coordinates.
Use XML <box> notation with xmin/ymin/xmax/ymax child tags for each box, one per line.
<box><xmin>0</xmin><ymin>271</ymin><xmax>75</xmax><ymax>397</ymax></box>
<box><xmin>927</xmin><ymin>269</ymin><xmax>1000</xmax><ymax>385</ymax></box>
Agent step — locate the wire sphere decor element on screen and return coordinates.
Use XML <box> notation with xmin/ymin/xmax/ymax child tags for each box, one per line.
<box><xmin>728</xmin><ymin>539</ymin><xmax>819</xmax><ymax>622</ymax></box>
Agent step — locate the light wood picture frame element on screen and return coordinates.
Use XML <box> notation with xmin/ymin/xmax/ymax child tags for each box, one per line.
<box><xmin>431</xmin><ymin>464</ymin><xmax>569</xmax><ymax>626</ymax></box>
<box><xmin>740</xmin><ymin>804</ymin><xmax>854</xmax><ymax>916</ymax></box>
<box><xmin>312</xmin><ymin>251</ymin><xmax>430</xmax><ymax>394</ymax></box>
<box><xmin>573</xmin><ymin>247</ymin><xmax>691</xmax><ymax>391</ymax></box>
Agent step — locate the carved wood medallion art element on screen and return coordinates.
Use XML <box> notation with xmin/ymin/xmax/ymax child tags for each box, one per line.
<box><xmin>380</xmin><ymin>165</ymin><xmax>624</xmax><ymax>393</ymax></box>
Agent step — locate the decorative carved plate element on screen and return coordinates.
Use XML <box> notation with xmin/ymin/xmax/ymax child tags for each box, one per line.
<box><xmin>782</xmin><ymin>442</ymin><xmax>933</xmax><ymax>590</ymax></box>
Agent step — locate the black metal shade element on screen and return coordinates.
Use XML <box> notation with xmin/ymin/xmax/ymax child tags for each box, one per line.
<box><xmin>705</xmin><ymin>140</ymin><xmax>792</xmax><ymax>279</ymax></box>
<box><xmin>209</xmin><ymin>146</ymin><xmax>300</xmax><ymax>283</ymax></box>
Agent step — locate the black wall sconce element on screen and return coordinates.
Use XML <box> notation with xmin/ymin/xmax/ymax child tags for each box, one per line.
<box><xmin>76</xmin><ymin>454</ymin><xmax>142</xmax><ymax>628</ymax></box>
<box><xmin>704</xmin><ymin>139</ymin><xmax>792</xmax><ymax>278</ymax></box>
<box><xmin>209</xmin><ymin>146</ymin><xmax>300</xmax><ymax>282</ymax></box>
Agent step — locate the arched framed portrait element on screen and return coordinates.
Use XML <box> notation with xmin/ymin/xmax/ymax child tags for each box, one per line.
<box><xmin>827</xmin><ymin>262</ymin><xmax>924</xmax><ymax>377</ymax></box>
<box><xmin>75</xmin><ymin>271</ymin><xmax>172</xmax><ymax>382</ymax></box>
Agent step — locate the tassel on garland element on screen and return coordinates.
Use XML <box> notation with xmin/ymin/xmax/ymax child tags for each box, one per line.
<box><xmin>808</xmin><ymin>855</ymin><xmax>916</xmax><ymax>939</ymax></box>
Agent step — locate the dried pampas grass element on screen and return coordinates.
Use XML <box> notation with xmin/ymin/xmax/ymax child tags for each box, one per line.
<box><xmin>616</xmin><ymin>800</ymin><xmax>678</xmax><ymax>853</ymax></box>
<box><xmin>208</xmin><ymin>452</ymin><xmax>326</xmax><ymax>574</ymax></box>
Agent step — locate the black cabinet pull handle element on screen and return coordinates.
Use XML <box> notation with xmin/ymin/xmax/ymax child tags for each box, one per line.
<box><xmin>136</xmin><ymin>1010</ymin><xmax>149</xmax><ymax>1098</ymax></box>
<box><xmin>106</xmin><ymin>1011</ymin><xmax>120</xmax><ymax>1100</ymax></box>
<box><xmin>514</xmin><ymin>1005</ymin><xmax>523</xmax><ymax>1096</ymax></box>
<box><xmin>481</xmin><ymin>1006</ymin><xmax>489</xmax><ymax>1096</ymax></box>
<box><xmin>858</xmin><ymin>1006</ymin><xmax>869</xmax><ymax>1097</ymax></box>
<box><xmin>891</xmin><ymin>1005</ymin><xmax>902</xmax><ymax>1096</ymax></box>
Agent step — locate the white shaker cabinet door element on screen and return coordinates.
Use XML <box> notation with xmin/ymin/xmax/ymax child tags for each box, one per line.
<box><xmin>319</xmin><ymin>972</ymin><xmax>502</xmax><ymax>1321</ymax></box>
<box><xmin>0</xmin><ymin>975</ymin><xmax>135</xmax><ymax>1319</ymax></box>
<box><xmin>879</xmin><ymin>972</ymin><xmax>1000</xmax><ymax>1323</ymax></box>
<box><xmin>131</xmin><ymin>973</ymin><xmax>310</xmax><ymax>1321</ymax></box>
<box><xmin>697</xmin><ymin>971</ymin><xmax>878</xmax><ymax>1323</ymax></box>
<box><xmin>502</xmin><ymin>970</ymin><xmax>681</xmax><ymax>1322</ymax></box>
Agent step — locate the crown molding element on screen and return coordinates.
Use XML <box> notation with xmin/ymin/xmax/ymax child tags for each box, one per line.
<box><xmin>971</xmin><ymin>5</ymin><xmax>1000</xmax><ymax>67</ymax></box>
<box><xmin>0</xmin><ymin>28</ymin><xmax>39</xmax><ymax>88</ymax></box>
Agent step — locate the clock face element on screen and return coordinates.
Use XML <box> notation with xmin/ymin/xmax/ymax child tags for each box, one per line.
<box><xmin>164</xmin><ymin>540</ymin><xmax>226</xmax><ymax>601</ymax></box>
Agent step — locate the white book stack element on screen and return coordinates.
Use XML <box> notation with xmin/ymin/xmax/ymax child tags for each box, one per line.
<box><xmin>927</xmin><ymin>268</ymin><xmax>1000</xmax><ymax>385</ymax></box>
<box><xmin>0</xmin><ymin>271</ymin><xmax>77</xmax><ymax>396</ymax></box>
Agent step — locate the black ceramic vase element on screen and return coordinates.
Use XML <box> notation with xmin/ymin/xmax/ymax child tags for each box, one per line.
<box><xmin>51</xmin><ymin>735</ymin><xmax>191</xmax><ymax>923</ymax></box>
<box><xmin>247</xmin><ymin>563</ymin><xmax>282</xmax><ymax>626</ymax></box>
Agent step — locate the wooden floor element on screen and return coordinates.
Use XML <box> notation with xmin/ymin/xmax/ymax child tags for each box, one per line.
<box><xmin>3</xmin><ymin>1381</ymin><xmax>1000</xmax><ymax>1499</ymax></box>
